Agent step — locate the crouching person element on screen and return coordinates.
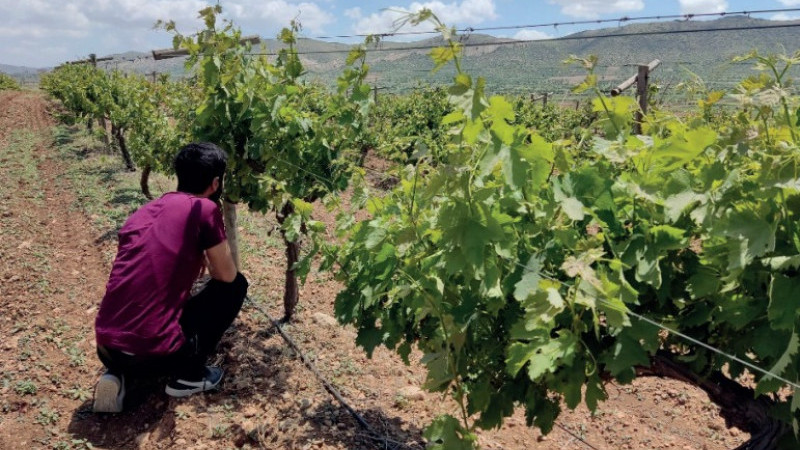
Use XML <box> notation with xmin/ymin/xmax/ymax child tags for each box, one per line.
<box><xmin>92</xmin><ymin>142</ymin><xmax>248</xmax><ymax>413</ymax></box>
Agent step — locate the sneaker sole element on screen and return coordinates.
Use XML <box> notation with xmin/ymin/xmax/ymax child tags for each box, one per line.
<box><xmin>165</xmin><ymin>371</ymin><xmax>223</xmax><ymax>398</ymax></box>
<box><xmin>165</xmin><ymin>384</ymin><xmax>214</xmax><ymax>398</ymax></box>
<box><xmin>93</xmin><ymin>376</ymin><xmax>123</xmax><ymax>413</ymax></box>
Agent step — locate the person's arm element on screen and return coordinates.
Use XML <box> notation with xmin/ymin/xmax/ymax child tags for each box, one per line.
<box><xmin>205</xmin><ymin>239</ymin><xmax>237</xmax><ymax>283</ymax></box>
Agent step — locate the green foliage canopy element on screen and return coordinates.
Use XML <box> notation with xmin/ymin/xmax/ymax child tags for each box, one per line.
<box><xmin>333</xmin><ymin>11</ymin><xmax>800</xmax><ymax>448</ymax></box>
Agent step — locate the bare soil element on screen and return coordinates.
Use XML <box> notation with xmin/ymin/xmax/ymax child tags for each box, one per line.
<box><xmin>0</xmin><ymin>91</ymin><xmax>749</xmax><ymax>449</ymax></box>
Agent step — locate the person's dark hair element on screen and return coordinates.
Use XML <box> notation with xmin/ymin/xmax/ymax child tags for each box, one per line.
<box><xmin>174</xmin><ymin>142</ymin><xmax>228</xmax><ymax>194</ymax></box>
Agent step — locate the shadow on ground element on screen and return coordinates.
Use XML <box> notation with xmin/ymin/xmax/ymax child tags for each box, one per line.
<box><xmin>233</xmin><ymin>318</ymin><xmax>427</xmax><ymax>449</ymax></box>
<box><xmin>68</xmin><ymin>300</ymin><xmax>426</xmax><ymax>449</ymax></box>
<box><xmin>288</xmin><ymin>403</ymin><xmax>427</xmax><ymax>450</ymax></box>
<box><xmin>67</xmin><ymin>377</ymin><xmax>173</xmax><ymax>449</ymax></box>
<box><xmin>66</xmin><ymin>317</ymin><xmax>291</xmax><ymax>448</ymax></box>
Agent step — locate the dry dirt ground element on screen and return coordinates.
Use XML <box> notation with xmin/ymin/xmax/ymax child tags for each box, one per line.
<box><xmin>0</xmin><ymin>90</ymin><xmax>750</xmax><ymax>449</ymax></box>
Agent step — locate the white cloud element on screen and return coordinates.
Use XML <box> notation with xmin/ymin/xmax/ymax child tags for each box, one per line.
<box><xmin>677</xmin><ymin>0</ymin><xmax>729</xmax><ymax>15</ymax></box>
<box><xmin>0</xmin><ymin>0</ymin><xmax>332</xmax><ymax>41</ymax></box>
<box><xmin>0</xmin><ymin>0</ymin><xmax>334</xmax><ymax>66</ymax></box>
<box><xmin>513</xmin><ymin>29</ymin><xmax>552</xmax><ymax>40</ymax></box>
<box><xmin>83</xmin><ymin>0</ymin><xmax>335</xmax><ymax>34</ymax></box>
<box><xmin>778</xmin><ymin>0</ymin><xmax>800</xmax><ymax>5</ymax></box>
<box><xmin>84</xmin><ymin>0</ymin><xmax>208</xmax><ymax>28</ymax></box>
<box><xmin>223</xmin><ymin>1</ymin><xmax>334</xmax><ymax>34</ymax></box>
<box><xmin>547</xmin><ymin>0</ymin><xmax>643</xmax><ymax>19</ymax></box>
<box><xmin>772</xmin><ymin>13</ymin><xmax>800</xmax><ymax>21</ymax></box>
<box><xmin>0</xmin><ymin>0</ymin><xmax>92</xmax><ymax>40</ymax></box>
<box><xmin>350</xmin><ymin>0</ymin><xmax>498</xmax><ymax>37</ymax></box>
<box><xmin>344</xmin><ymin>7</ymin><xmax>362</xmax><ymax>20</ymax></box>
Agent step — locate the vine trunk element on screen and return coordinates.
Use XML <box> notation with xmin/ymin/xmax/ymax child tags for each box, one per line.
<box><xmin>140</xmin><ymin>164</ymin><xmax>152</xmax><ymax>200</ymax></box>
<box><xmin>636</xmin><ymin>353</ymin><xmax>789</xmax><ymax>450</ymax></box>
<box><xmin>110</xmin><ymin>124</ymin><xmax>135</xmax><ymax>171</ymax></box>
<box><xmin>277</xmin><ymin>202</ymin><xmax>300</xmax><ymax>321</ymax></box>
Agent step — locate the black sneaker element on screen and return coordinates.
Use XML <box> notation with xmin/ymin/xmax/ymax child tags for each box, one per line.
<box><xmin>165</xmin><ymin>366</ymin><xmax>224</xmax><ymax>398</ymax></box>
<box><xmin>93</xmin><ymin>372</ymin><xmax>125</xmax><ymax>413</ymax></box>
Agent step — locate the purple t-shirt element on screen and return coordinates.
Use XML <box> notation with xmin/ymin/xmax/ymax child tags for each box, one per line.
<box><xmin>95</xmin><ymin>192</ymin><xmax>227</xmax><ymax>356</ymax></box>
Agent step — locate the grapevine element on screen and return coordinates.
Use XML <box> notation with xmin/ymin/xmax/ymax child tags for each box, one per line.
<box><xmin>164</xmin><ymin>6</ymin><xmax>372</xmax><ymax>319</ymax></box>
<box><xmin>0</xmin><ymin>73</ymin><xmax>21</xmax><ymax>91</ymax></box>
<box><xmin>333</xmin><ymin>10</ymin><xmax>800</xmax><ymax>448</ymax></box>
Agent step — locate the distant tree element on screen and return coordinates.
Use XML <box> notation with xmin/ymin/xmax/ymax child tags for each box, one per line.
<box><xmin>0</xmin><ymin>73</ymin><xmax>21</xmax><ymax>91</ymax></box>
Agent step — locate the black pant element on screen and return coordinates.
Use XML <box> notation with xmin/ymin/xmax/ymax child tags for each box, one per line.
<box><xmin>97</xmin><ymin>272</ymin><xmax>248</xmax><ymax>380</ymax></box>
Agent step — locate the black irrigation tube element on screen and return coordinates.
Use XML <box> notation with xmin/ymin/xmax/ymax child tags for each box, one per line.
<box><xmin>245</xmin><ymin>296</ymin><xmax>603</xmax><ymax>450</ymax></box>
<box><xmin>245</xmin><ymin>296</ymin><xmax>401</xmax><ymax>448</ymax></box>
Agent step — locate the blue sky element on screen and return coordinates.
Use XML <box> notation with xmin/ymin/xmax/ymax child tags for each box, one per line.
<box><xmin>2</xmin><ymin>0</ymin><xmax>799</xmax><ymax>67</ymax></box>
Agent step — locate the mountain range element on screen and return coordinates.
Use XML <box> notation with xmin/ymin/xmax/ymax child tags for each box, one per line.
<box><xmin>5</xmin><ymin>16</ymin><xmax>800</xmax><ymax>96</ymax></box>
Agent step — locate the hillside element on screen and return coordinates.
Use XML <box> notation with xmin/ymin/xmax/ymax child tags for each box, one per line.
<box><xmin>18</xmin><ymin>16</ymin><xmax>800</xmax><ymax>94</ymax></box>
<box><xmin>359</xmin><ymin>16</ymin><xmax>800</xmax><ymax>94</ymax></box>
<box><xmin>0</xmin><ymin>64</ymin><xmax>44</xmax><ymax>76</ymax></box>
<box><xmin>0</xmin><ymin>64</ymin><xmax>47</xmax><ymax>86</ymax></box>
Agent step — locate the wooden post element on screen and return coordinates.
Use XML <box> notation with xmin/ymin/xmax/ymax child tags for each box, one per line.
<box><xmin>373</xmin><ymin>85</ymin><xmax>378</xmax><ymax>104</ymax></box>
<box><xmin>611</xmin><ymin>59</ymin><xmax>661</xmax><ymax>96</ymax></box>
<box><xmin>65</xmin><ymin>55</ymin><xmax>111</xmax><ymax>66</ymax></box>
<box><xmin>609</xmin><ymin>59</ymin><xmax>660</xmax><ymax>134</ymax></box>
<box><xmin>634</xmin><ymin>64</ymin><xmax>649</xmax><ymax>134</ymax></box>
<box><xmin>148</xmin><ymin>71</ymin><xmax>157</xmax><ymax>83</ymax></box>
<box><xmin>223</xmin><ymin>201</ymin><xmax>240</xmax><ymax>270</ymax></box>
<box><xmin>542</xmin><ymin>92</ymin><xmax>548</xmax><ymax>108</ymax></box>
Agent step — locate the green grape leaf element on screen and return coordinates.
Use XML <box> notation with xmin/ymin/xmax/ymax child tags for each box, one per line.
<box><xmin>513</xmin><ymin>256</ymin><xmax>542</xmax><ymax>301</ymax></box>
<box><xmin>355</xmin><ymin>324</ymin><xmax>383</xmax><ymax>358</ymax></box>
<box><xmin>649</xmin><ymin>126</ymin><xmax>716</xmax><ymax>171</ymax></box>
<box><xmin>598</xmin><ymin>295</ymin><xmax>630</xmax><ymax>329</ymax></box>
<box><xmin>511</xmin><ymin>287</ymin><xmax>565</xmax><ymax>339</ymax></box>
<box><xmin>364</xmin><ymin>225</ymin><xmax>387</xmax><ymax>250</ymax></box>
<box><xmin>506</xmin><ymin>342</ymin><xmax>537</xmax><ymax>378</ymax></box>
<box><xmin>423</xmin><ymin>415</ymin><xmax>476</xmax><ymax>450</ymax></box>
<box><xmin>442</xmin><ymin>110</ymin><xmax>465</xmax><ymax>125</ymax></box>
<box><xmin>762</xmin><ymin>255</ymin><xmax>800</xmax><ymax>271</ymax></box>
<box><xmin>487</xmin><ymin>95</ymin><xmax>515</xmax><ymax>122</ymax></box>
<box><xmin>476</xmin><ymin>391</ymin><xmax>514</xmax><ymax>430</ymax></box>
<box><xmin>552</xmin><ymin>360</ymin><xmax>585</xmax><ymax>409</ymax></box>
<box><xmin>769</xmin><ymin>275</ymin><xmax>800</xmax><ymax>331</ymax></box>
<box><xmin>560</xmin><ymin>197</ymin><xmax>586</xmax><ymax>221</ymax></box>
<box><xmin>592</xmin><ymin>96</ymin><xmax>635</xmax><ymax>138</ymax></box>
<box><xmin>687</xmin><ymin>266</ymin><xmax>720</xmax><ymax>299</ymax></box>
<box><xmin>527</xmin><ymin>395</ymin><xmax>561</xmax><ymax>435</ymax></box>
<box><xmin>554</xmin><ymin>179</ymin><xmax>586</xmax><ymax>220</ymax></box>
<box><xmin>723</xmin><ymin>210</ymin><xmax>776</xmax><ymax>269</ymax></box>
<box><xmin>527</xmin><ymin>332</ymin><xmax>578</xmax><ymax>381</ymax></box>
<box><xmin>585</xmin><ymin>375</ymin><xmax>607</xmax><ymax>412</ymax></box>
<box><xmin>572</xmin><ymin>74</ymin><xmax>597</xmax><ymax>94</ymax></box>
<box><xmin>600</xmin><ymin>333</ymin><xmax>650</xmax><ymax>383</ymax></box>
<box><xmin>649</xmin><ymin>225</ymin><xmax>687</xmax><ymax>252</ymax></box>
<box><xmin>430</xmin><ymin>45</ymin><xmax>461</xmax><ymax>73</ymax></box>
<box><xmin>714</xmin><ymin>296</ymin><xmax>762</xmax><ymax>330</ymax></box>
<box><xmin>422</xmin><ymin>352</ymin><xmax>454</xmax><ymax>392</ymax></box>
<box><xmin>462</xmin><ymin>119</ymin><xmax>483</xmax><ymax>144</ymax></box>
<box><xmin>292</xmin><ymin>198</ymin><xmax>313</xmax><ymax>217</ymax></box>
<box><xmin>755</xmin><ymin>330</ymin><xmax>799</xmax><ymax>395</ymax></box>
<box><xmin>636</xmin><ymin>244</ymin><xmax>662</xmax><ymax>289</ymax></box>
